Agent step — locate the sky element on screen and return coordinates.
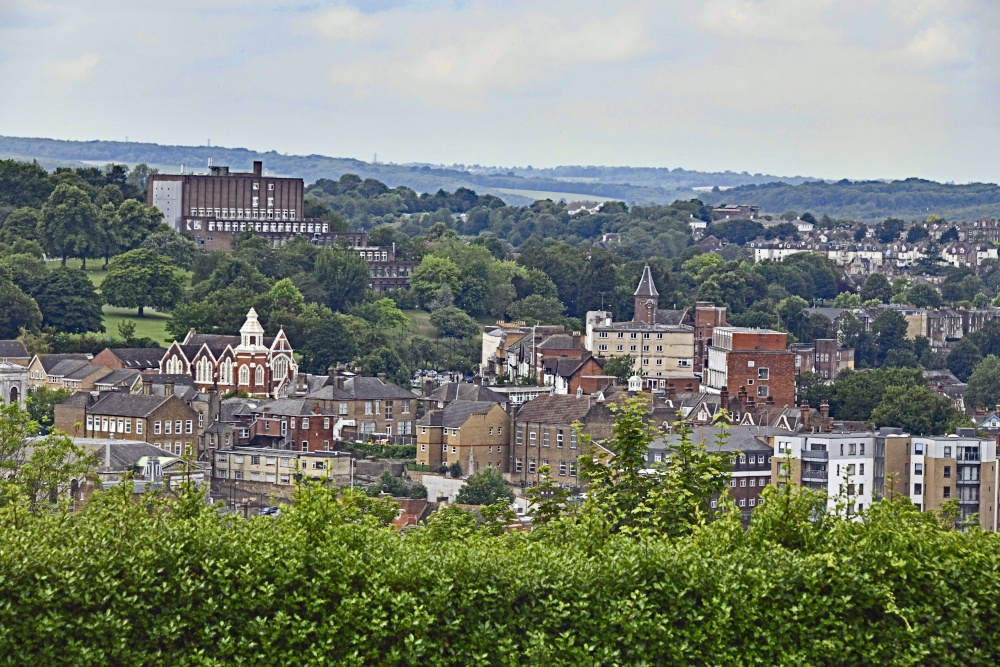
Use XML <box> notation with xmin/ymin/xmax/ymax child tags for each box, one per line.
<box><xmin>1</xmin><ymin>0</ymin><xmax>998</xmax><ymax>183</ymax></box>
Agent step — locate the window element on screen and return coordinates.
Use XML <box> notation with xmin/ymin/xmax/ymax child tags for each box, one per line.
<box><xmin>556</xmin><ymin>429</ymin><xmax>564</xmax><ymax>448</ymax></box>
<box><xmin>859</xmin><ymin>443</ymin><xmax>865</xmax><ymax>456</ymax></box>
<box><xmin>451</xmin><ymin>446</ymin><xmax>457</xmax><ymax>454</ymax></box>
<box><xmin>943</xmin><ymin>486</ymin><xmax>951</xmax><ymax>499</ymax></box>
<box><xmin>558</xmin><ymin>460</ymin><xmax>567</xmax><ymax>476</ymax></box>
<box><xmin>401</xmin><ymin>400</ymin><xmax>411</xmax><ymax>414</ymax></box>
<box><xmin>280</xmin><ymin>475</ymin><xmax>290</xmax><ymax>484</ymax></box>
<box><xmin>710</xmin><ymin>499</ymin><xmax>717</xmax><ymax>509</ymax></box>
<box><xmin>859</xmin><ymin>463</ymin><xmax>865</xmax><ymax>475</ymax></box>
<box><xmin>420</xmin><ymin>444</ymin><xmax>426</xmax><ymax>452</ymax></box>
<box><xmin>265</xmin><ymin>474</ymin><xmax>275</xmax><ymax>483</ymax></box>
<box><xmin>251</xmin><ymin>456</ymin><xmax>260</xmax><ymax>465</ymax></box>
<box><xmin>280</xmin><ymin>458</ymin><xmax>290</xmax><ymax>467</ymax></box>
<box><xmin>136</xmin><ymin>421</ymin><xmax>143</xmax><ymax>435</ymax></box>
<box><xmin>849</xmin><ymin>443</ymin><xmax>857</xmax><ymax>456</ymax></box>
<box><xmin>302</xmin><ymin>441</ymin><xmax>308</xmax><ymax>452</ymax></box>
<box><xmin>365</xmin><ymin>401</ymin><xmax>374</xmax><ymax>415</ymax></box>
<box><xmin>914</xmin><ymin>463</ymin><xmax>923</xmax><ymax>476</ymax></box>
<box><xmin>185</xmin><ymin>420</ymin><xmax>193</xmax><ymax>434</ymax></box>
<box><xmin>255</xmin><ymin>366</ymin><xmax>264</xmax><ymax>385</ymax></box>
<box><xmin>570</xmin><ymin>432</ymin><xmax>578</xmax><ymax>449</ymax></box>
<box><xmin>756</xmin><ymin>385</ymin><xmax>768</xmax><ymax>398</ymax></box>
<box><xmin>265</xmin><ymin>457</ymin><xmax>276</xmax><ymax>466</ymax></box>
<box><xmin>515</xmin><ymin>457</ymin><xmax>523</xmax><ymax>472</ymax></box>
<box><xmin>216</xmin><ymin>469</ymin><xmax>228</xmax><ymax>478</ymax></box>
<box><xmin>250</xmin><ymin>472</ymin><xmax>260</xmax><ymax>482</ymax></box>
<box><xmin>529</xmin><ymin>429</ymin><xmax>537</xmax><ymax>446</ymax></box>
<box><xmin>339</xmin><ymin>402</ymin><xmax>348</xmax><ymax>415</ymax></box>
<box><xmin>749</xmin><ymin>498</ymin><xmax>755</xmax><ymax>507</ymax></box>
<box><xmin>739</xmin><ymin>498</ymin><xmax>746</xmax><ymax>507</ymax></box>
<box><xmin>233</xmin><ymin>471</ymin><xmax>244</xmax><ymax>480</ymax></box>
<box><xmin>302</xmin><ymin>418</ymin><xmax>310</xmax><ymax>430</ymax></box>
<box><xmin>239</xmin><ymin>366</ymin><xmax>249</xmax><ymax>385</ymax></box>
<box><xmin>312</xmin><ymin>460</ymin><xmax>325</xmax><ymax>470</ymax></box>
<box><xmin>542</xmin><ymin>429</ymin><xmax>550</xmax><ymax>447</ymax></box>
<box><xmin>739</xmin><ymin>455</ymin><xmax>746</xmax><ymax>464</ymax></box>
<box><xmin>749</xmin><ymin>478</ymin><xmax>755</xmax><ymax>487</ymax></box>
<box><xmin>569</xmin><ymin>461</ymin><xmax>577</xmax><ymax>476</ymax></box>
<box><xmin>914</xmin><ymin>443</ymin><xmax>924</xmax><ymax>455</ymax></box>
<box><xmin>914</xmin><ymin>483</ymin><xmax>922</xmax><ymax>495</ymax></box>
<box><xmin>740</xmin><ymin>478</ymin><xmax>746</xmax><ymax>487</ymax></box>
<box><xmin>943</xmin><ymin>466</ymin><xmax>951</xmax><ymax>478</ymax></box>
<box><xmin>528</xmin><ymin>457</ymin><xmax>536</xmax><ymax>474</ymax></box>
<box><xmin>730</xmin><ymin>479</ymin><xmax>736</xmax><ymax>487</ymax></box>
<box><xmin>164</xmin><ymin>420</ymin><xmax>172</xmax><ymax>435</ymax></box>
<box><xmin>944</xmin><ymin>446</ymin><xmax>952</xmax><ymax>458</ymax></box>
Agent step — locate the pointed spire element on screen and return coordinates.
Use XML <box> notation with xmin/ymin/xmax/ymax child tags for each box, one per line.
<box><xmin>634</xmin><ymin>265</ymin><xmax>659</xmax><ymax>297</ymax></box>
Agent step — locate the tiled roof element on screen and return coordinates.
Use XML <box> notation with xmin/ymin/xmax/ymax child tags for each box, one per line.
<box><xmin>428</xmin><ymin>383</ymin><xmax>505</xmax><ymax>404</ymax></box>
<box><xmin>650</xmin><ymin>425</ymin><xmax>771</xmax><ymax>453</ymax></box>
<box><xmin>0</xmin><ymin>340</ymin><xmax>29</xmax><ymax>359</ymax></box>
<box><xmin>60</xmin><ymin>391</ymin><xmax>93</xmax><ymax>408</ymax></box>
<box><xmin>74</xmin><ymin>438</ymin><xmax>178</xmax><ymax>471</ymax></box>
<box><xmin>537</xmin><ymin>334</ymin><xmax>581</xmax><ymax>350</ymax></box>
<box><xmin>307</xmin><ymin>376</ymin><xmax>414</xmax><ymax>401</ymax></box>
<box><xmin>45</xmin><ymin>357</ymin><xmax>91</xmax><ymax>377</ymax></box>
<box><xmin>253</xmin><ymin>398</ymin><xmax>330</xmax><ymax>417</ymax></box>
<box><xmin>515</xmin><ymin>394</ymin><xmax>600</xmax><ymax>425</ymax></box>
<box><xmin>63</xmin><ymin>364</ymin><xmax>111</xmax><ymax>381</ymax></box>
<box><xmin>654</xmin><ymin>309</ymin><xmax>689</xmax><ymax>326</ymax></box>
<box><xmin>93</xmin><ymin>369</ymin><xmax>141</xmax><ymax>388</ymax></box>
<box><xmin>418</xmin><ymin>400</ymin><xmax>495</xmax><ymax>428</ymax></box>
<box><xmin>88</xmin><ymin>393</ymin><xmax>170</xmax><ymax>418</ymax></box>
<box><xmin>634</xmin><ymin>265</ymin><xmax>659</xmax><ymax>297</ymax></box>
<box><xmin>104</xmin><ymin>347</ymin><xmax>166</xmax><ymax>368</ymax></box>
<box><xmin>36</xmin><ymin>354</ymin><xmax>89</xmax><ymax>374</ymax></box>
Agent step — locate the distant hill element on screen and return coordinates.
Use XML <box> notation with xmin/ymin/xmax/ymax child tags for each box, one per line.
<box><xmin>0</xmin><ymin>136</ymin><xmax>776</xmax><ymax>207</ymax></box>
<box><xmin>699</xmin><ymin>178</ymin><xmax>1000</xmax><ymax>222</ymax></box>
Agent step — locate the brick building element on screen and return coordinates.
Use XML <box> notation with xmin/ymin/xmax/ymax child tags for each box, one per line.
<box><xmin>508</xmin><ymin>393</ymin><xmax>615</xmax><ymax>489</ymax></box>
<box><xmin>306</xmin><ymin>375</ymin><xmax>417</xmax><ymax>440</ymax></box>
<box><xmin>790</xmin><ymin>339</ymin><xmax>855</xmax><ymax>381</ymax></box>
<box><xmin>416</xmin><ymin>401</ymin><xmax>510</xmax><ymax>474</ymax></box>
<box><xmin>55</xmin><ymin>392</ymin><xmax>201</xmax><ymax>458</ymax></box>
<box><xmin>693</xmin><ymin>301</ymin><xmax>727</xmax><ymax>375</ymax></box>
<box><xmin>92</xmin><ymin>347</ymin><xmax>167</xmax><ymax>373</ymax></box>
<box><xmin>704</xmin><ymin>327</ymin><xmax>795</xmax><ymax>409</ymax></box>
<box><xmin>245</xmin><ymin>399</ymin><xmax>338</xmax><ymax>452</ymax></box>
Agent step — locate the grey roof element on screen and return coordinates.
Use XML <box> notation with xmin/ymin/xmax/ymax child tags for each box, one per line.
<box><xmin>537</xmin><ymin>334</ymin><xmax>582</xmax><ymax>350</ymax></box>
<box><xmin>103</xmin><ymin>347</ymin><xmax>166</xmax><ymax>369</ymax></box>
<box><xmin>655</xmin><ymin>309</ymin><xmax>690</xmax><ymax>326</ymax></box>
<box><xmin>307</xmin><ymin>376</ymin><xmax>414</xmax><ymax>401</ymax></box>
<box><xmin>418</xmin><ymin>400</ymin><xmax>496</xmax><ymax>428</ymax></box>
<box><xmin>88</xmin><ymin>393</ymin><xmax>170</xmax><ymax>418</ymax></box>
<box><xmin>60</xmin><ymin>391</ymin><xmax>93</xmax><ymax>408</ymax></box>
<box><xmin>428</xmin><ymin>383</ymin><xmax>505</xmax><ymax>404</ymax></box>
<box><xmin>142</xmin><ymin>373</ymin><xmax>196</xmax><ymax>387</ymax></box>
<box><xmin>63</xmin><ymin>363</ymin><xmax>112</xmax><ymax>382</ymax></box>
<box><xmin>650</xmin><ymin>425</ymin><xmax>771</xmax><ymax>453</ymax></box>
<box><xmin>74</xmin><ymin>438</ymin><xmax>178</xmax><ymax>470</ymax></box>
<box><xmin>46</xmin><ymin>358</ymin><xmax>91</xmax><ymax>377</ymax></box>
<box><xmin>185</xmin><ymin>333</ymin><xmax>275</xmax><ymax>356</ymax></box>
<box><xmin>634</xmin><ymin>265</ymin><xmax>659</xmax><ymax>297</ymax></box>
<box><xmin>0</xmin><ymin>340</ymin><xmax>29</xmax><ymax>359</ymax></box>
<box><xmin>93</xmin><ymin>369</ymin><xmax>141</xmax><ymax>388</ymax></box>
<box><xmin>516</xmin><ymin>394</ymin><xmax>601</xmax><ymax>425</ymax></box>
<box><xmin>36</xmin><ymin>354</ymin><xmax>89</xmax><ymax>374</ymax></box>
<box><xmin>253</xmin><ymin>398</ymin><xmax>331</xmax><ymax>417</ymax></box>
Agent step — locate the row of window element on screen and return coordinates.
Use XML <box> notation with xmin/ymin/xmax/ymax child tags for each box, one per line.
<box><xmin>152</xmin><ymin>441</ymin><xmax>192</xmax><ymax>456</ymax></box>
<box><xmin>151</xmin><ymin>419</ymin><xmax>194</xmax><ymax>436</ymax></box>
<box><xmin>361</xmin><ymin>400</ymin><xmax>412</xmax><ymax>416</ymax></box>
<box><xmin>514</xmin><ymin>458</ymin><xmax>578</xmax><ymax>476</ymax></box>
<box><xmin>516</xmin><ymin>427</ymin><xmax>578</xmax><ymax>448</ymax></box>
<box><xmin>88</xmin><ymin>415</ymin><xmax>148</xmax><ymax>435</ymax></box>
<box><xmin>216</xmin><ymin>469</ymin><xmax>291</xmax><ymax>484</ymax></box>
<box><xmin>218</xmin><ymin>454</ymin><xmax>292</xmax><ymax>467</ymax></box>
<box><xmin>597</xmin><ymin>331</ymin><xmax>671</xmax><ymax>339</ymax></box>
<box><xmin>730</xmin><ymin>477</ymin><xmax>770</xmax><ymax>487</ymax></box>
<box><xmin>194</xmin><ymin>202</ymin><xmax>293</xmax><ymax>218</ymax></box>
<box><xmin>711</xmin><ymin>497</ymin><xmax>759</xmax><ymax>509</ymax></box>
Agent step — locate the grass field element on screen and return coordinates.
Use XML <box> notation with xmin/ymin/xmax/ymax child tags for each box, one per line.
<box><xmin>56</xmin><ymin>258</ymin><xmax>186</xmax><ymax>345</ymax></box>
<box><xmin>403</xmin><ymin>309</ymin><xmax>438</xmax><ymax>340</ymax></box>
<box><xmin>493</xmin><ymin>188</ymin><xmax>621</xmax><ymax>204</ymax></box>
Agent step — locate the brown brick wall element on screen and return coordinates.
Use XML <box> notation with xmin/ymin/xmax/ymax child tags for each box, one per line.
<box><xmin>726</xmin><ymin>351</ymin><xmax>795</xmax><ymax>409</ymax></box>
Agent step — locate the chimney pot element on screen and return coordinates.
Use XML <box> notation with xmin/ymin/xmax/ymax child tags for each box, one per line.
<box><xmin>335</xmin><ymin>376</ymin><xmax>345</xmax><ymax>390</ymax></box>
<box><xmin>377</xmin><ymin>373</ymin><xmax>387</xmax><ymax>382</ymax></box>
<box><xmin>253</xmin><ymin>160</ymin><xmax>263</xmax><ymax>177</ymax></box>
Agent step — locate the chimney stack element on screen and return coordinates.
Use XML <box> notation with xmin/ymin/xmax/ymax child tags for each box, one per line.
<box><xmin>253</xmin><ymin>160</ymin><xmax>263</xmax><ymax>177</ymax></box>
<box><xmin>335</xmin><ymin>376</ymin><xmax>345</xmax><ymax>390</ymax></box>
<box><xmin>720</xmin><ymin>385</ymin><xmax>729</xmax><ymax>411</ymax></box>
<box><xmin>377</xmin><ymin>373</ymin><xmax>387</xmax><ymax>383</ymax></box>
<box><xmin>799</xmin><ymin>402</ymin><xmax>810</xmax><ymax>429</ymax></box>
<box><xmin>820</xmin><ymin>400</ymin><xmax>830</xmax><ymax>420</ymax></box>
<box><xmin>164</xmin><ymin>380</ymin><xmax>174</xmax><ymax>397</ymax></box>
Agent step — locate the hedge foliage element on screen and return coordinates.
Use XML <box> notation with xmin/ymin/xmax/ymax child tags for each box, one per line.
<box><xmin>1</xmin><ymin>479</ymin><xmax>999</xmax><ymax>666</ymax></box>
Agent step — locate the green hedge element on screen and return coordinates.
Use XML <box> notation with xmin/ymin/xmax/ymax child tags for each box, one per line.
<box><xmin>1</xmin><ymin>484</ymin><xmax>999</xmax><ymax>666</ymax></box>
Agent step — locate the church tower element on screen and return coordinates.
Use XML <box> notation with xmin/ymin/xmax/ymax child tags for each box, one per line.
<box><xmin>633</xmin><ymin>265</ymin><xmax>659</xmax><ymax>324</ymax></box>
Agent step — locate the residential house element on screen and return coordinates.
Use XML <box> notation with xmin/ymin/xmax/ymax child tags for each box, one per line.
<box><xmin>26</xmin><ymin>354</ymin><xmax>108</xmax><ymax>391</ymax></box>
<box><xmin>508</xmin><ymin>393</ymin><xmax>615</xmax><ymax>489</ymax></box>
<box><xmin>424</xmin><ymin>382</ymin><xmax>506</xmax><ymax>409</ymax></box>
<box><xmin>0</xmin><ymin>340</ymin><xmax>30</xmax><ymax>366</ymax></box>
<box><xmin>416</xmin><ymin>401</ymin><xmax>511</xmax><ymax>474</ymax></box>
<box><xmin>92</xmin><ymin>347</ymin><xmax>167</xmax><ymax>373</ymax></box>
<box><xmin>306</xmin><ymin>375</ymin><xmax>417</xmax><ymax>440</ymax></box>
<box><xmin>245</xmin><ymin>398</ymin><xmax>339</xmax><ymax>452</ymax></box>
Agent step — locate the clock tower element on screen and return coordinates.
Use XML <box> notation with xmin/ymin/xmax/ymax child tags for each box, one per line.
<box><xmin>633</xmin><ymin>265</ymin><xmax>659</xmax><ymax>325</ymax></box>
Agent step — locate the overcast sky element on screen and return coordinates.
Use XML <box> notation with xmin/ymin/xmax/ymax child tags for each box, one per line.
<box><xmin>1</xmin><ymin>0</ymin><xmax>997</xmax><ymax>183</ymax></box>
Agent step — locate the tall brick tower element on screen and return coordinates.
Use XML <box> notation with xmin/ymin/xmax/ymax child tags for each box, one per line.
<box><xmin>633</xmin><ymin>265</ymin><xmax>659</xmax><ymax>324</ymax></box>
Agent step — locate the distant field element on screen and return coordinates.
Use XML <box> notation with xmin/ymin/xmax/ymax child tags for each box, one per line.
<box><xmin>102</xmin><ymin>307</ymin><xmax>173</xmax><ymax>344</ymax></box>
<box><xmin>403</xmin><ymin>309</ymin><xmax>438</xmax><ymax>340</ymax></box>
<box><xmin>493</xmin><ymin>188</ymin><xmax>622</xmax><ymax>204</ymax></box>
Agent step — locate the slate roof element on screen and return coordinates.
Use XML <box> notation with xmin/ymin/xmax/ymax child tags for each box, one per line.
<box><xmin>417</xmin><ymin>400</ymin><xmax>495</xmax><ymax>428</ymax></box>
<box><xmin>60</xmin><ymin>391</ymin><xmax>93</xmax><ymax>408</ymax></box>
<box><xmin>307</xmin><ymin>376</ymin><xmax>415</xmax><ymax>401</ymax></box>
<box><xmin>46</xmin><ymin>358</ymin><xmax>91</xmax><ymax>377</ymax></box>
<box><xmin>655</xmin><ymin>309</ymin><xmax>690</xmax><ymax>326</ymax></box>
<box><xmin>634</xmin><ymin>265</ymin><xmax>659</xmax><ymax>297</ymax></box>
<box><xmin>93</xmin><ymin>369</ymin><xmax>141</xmax><ymax>389</ymax></box>
<box><xmin>104</xmin><ymin>347</ymin><xmax>166</xmax><ymax>369</ymax></box>
<box><xmin>36</xmin><ymin>354</ymin><xmax>89</xmax><ymax>374</ymax></box>
<box><xmin>253</xmin><ymin>398</ymin><xmax>331</xmax><ymax>417</ymax></box>
<box><xmin>185</xmin><ymin>333</ymin><xmax>276</xmax><ymax>356</ymax></box>
<box><xmin>650</xmin><ymin>425</ymin><xmax>771</xmax><ymax>454</ymax></box>
<box><xmin>428</xmin><ymin>383</ymin><xmax>505</xmax><ymax>404</ymax></box>
<box><xmin>63</xmin><ymin>363</ymin><xmax>112</xmax><ymax>382</ymax></box>
<box><xmin>542</xmin><ymin>357</ymin><xmax>590</xmax><ymax>378</ymax></box>
<box><xmin>74</xmin><ymin>439</ymin><xmax>178</xmax><ymax>471</ymax></box>
<box><xmin>0</xmin><ymin>340</ymin><xmax>29</xmax><ymax>359</ymax></box>
<box><xmin>537</xmin><ymin>334</ymin><xmax>582</xmax><ymax>350</ymax></box>
<box><xmin>515</xmin><ymin>394</ymin><xmax>602</xmax><ymax>424</ymax></box>
<box><xmin>88</xmin><ymin>393</ymin><xmax>170</xmax><ymax>418</ymax></box>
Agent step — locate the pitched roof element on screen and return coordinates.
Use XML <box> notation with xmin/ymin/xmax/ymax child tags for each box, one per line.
<box><xmin>60</xmin><ymin>391</ymin><xmax>93</xmax><ymax>408</ymax></box>
<box><xmin>74</xmin><ymin>438</ymin><xmax>178</xmax><ymax>471</ymax></box>
<box><xmin>650</xmin><ymin>425</ymin><xmax>771</xmax><ymax>453</ymax></box>
<box><xmin>62</xmin><ymin>363</ymin><xmax>112</xmax><ymax>381</ymax></box>
<box><xmin>103</xmin><ymin>347</ymin><xmax>166</xmax><ymax>369</ymax></box>
<box><xmin>515</xmin><ymin>394</ymin><xmax>602</xmax><ymax>425</ymax></box>
<box><xmin>253</xmin><ymin>398</ymin><xmax>330</xmax><ymax>417</ymax></box>
<box><xmin>634</xmin><ymin>265</ymin><xmax>659</xmax><ymax>297</ymax></box>
<box><xmin>654</xmin><ymin>309</ymin><xmax>689</xmax><ymax>326</ymax></box>
<box><xmin>307</xmin><ymin>376</ymin><xmax>414</xmax><ymax>401</ymax></box>
<box><xmin>93</xmin><ymin>369</ymin><xmax>141</xmax><ymax>389</ymax></box>
<box><xmin>537</xmin><ymin>333</ymin><xmax>582</xmax><ymax>350</ymax></box>
<box><xmin>0</xmin><ymin>340</ymin><xmax>28</xmax><ymax>359</ymax></box>
<box><xmin>428</xmin><ymin>383</ymin><xmax>505</xmax><ymax>404</ymax></box>
<box><xmin>418</xmin><ymin>400</ymin><xmax>495</xmax><ymax>428</ymax></box>
<box><xmin>185</xmin><ymin>333</ymin><xmax>275</xmax><ymax>356</ymax></box>
<box><xmin>88</xmin><ymin>393</ymin><xmax>171</xmax><ymax>418</ymax></box>
<box><xmin>36</xmin><ymin>354</ymin><xmax>89</xmax><ymax>374</ymax></box>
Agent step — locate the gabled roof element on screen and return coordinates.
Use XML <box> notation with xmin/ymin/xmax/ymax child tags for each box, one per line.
<box><xmin>88</xmin><ymin>393</ymin><xmax>171</xmax><ymax>418</ymax></box>
<box><xmin>537</xmin><ymin>334</ymin><xmax>582</xmax><ymax>351</ymax></box>
<box><xmin>184</xmin><ymin>333</ymin><xmax>275</xmax><ymax>357</ymax></box>
<box><xmin>651</xmin><ymin>425</ymin><xmax>771</xmax><ymax>454</ymax></box>
<box><xmin>428</xmin><ymin>382</ymin><xmax>505</xmax><ymax>404</ymax></box>
<box><xmin>63</xmin><ymin>363</ymin><xmax>112</xmax><ymax>382</ymax></box>
<box><xmin>253</xmin><ymin>398</ymin><xmax>330</xmax><ymax>417</ymax></box>
<box><xmin>515</xmin><ymin>394</ymin><xmax>604</xmax><ymax>425</ymax></box>
<box><xmin>418</xmin><ymin>400</ymin><xmax>496</xmax><ymax>428</ymax></box>
<box><xmin>47</xmin><ymin>358</ymin><xmax>94</xmax><ymax>378</ymax></box>
<box><xmin>655</xmin><ymin>309</ymin><xmax>689</xmax><ymax>326</ymax></box>
<box><xmin>307</xmin><ymin>376</ymin><xmax>414</xmax><ymax>401</ymax></box>
<box><xmin>634</xmin><ymin>265</ymin><xmax>659</xmax><ymax>298</ymax></box>
<box><xmin>75</xmin><ymin>439</ymin><xmax>179</xmax><ymax>471</ymax></box>
<box><xmin>0</xmin><ymin>340</ymin><xmax>29</xmax><ymax>359</ymax></box>
<box><xmin>102</xmin><ymin>347</ymin><xmax>167</xmax><ymax>369</ymax></box>
<box><xmin>93</xmin><ymin>368</ymin><xmax>142</xmax><ymax>389</ymax></box>
<box><xmin>33</xmin><ymin>354</ymin><xmax>90</xmax><ymax>374</ymax></box>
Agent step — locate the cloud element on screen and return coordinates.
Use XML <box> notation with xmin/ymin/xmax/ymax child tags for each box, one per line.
<box><xmin>899</xmin><ymin>21</ymin><xmax>967</xmax><ymax>66</ymax></box>
<box><xmin>311</xmin><ymin>6</ymin><xmax>379</xmax><ymax>41</ymax></box>
<box><xmin>319</xmin><ymin>2</ymin><xmax>654</xmax><ymax>104</ymax></box>
<box><xmin>44</xmin><ymin>52</ymin><xmax>99</xmax><ymax>86</ymax></box>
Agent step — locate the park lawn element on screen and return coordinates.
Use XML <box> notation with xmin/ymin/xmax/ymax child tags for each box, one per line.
<box><xmin>60</xmin><ymin>258</ymin><xmax>194</xmax><ymax>289</ymax></box>
<box><xmin>102</xmin><ymin>307</ymin><xmax>173</xmax><ymax>344</ymax></box>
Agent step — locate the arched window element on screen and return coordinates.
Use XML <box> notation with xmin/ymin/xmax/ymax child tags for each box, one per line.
<box><xmin>274</xmin><ymin>356</ymin><xmax>287</xmax><ymax>379</ymax></box>
<box><xmin>255</xmin><ymin>365</ymin><xmax>264</xmax><ymax>386</ymax></box>
<box><xmin>239</xmin><ymin>365</ymin><xmax>250</xmax><ymax>386</ymax></box>
<box><xmin>220</xmin><ymin>359</ymin><xmax>232</xmax><ymax>385</ymax></box>
<box><xmin>196</xmin><ymin>357</ymin><xmax>212</xmax><ymax>384</ymax></box>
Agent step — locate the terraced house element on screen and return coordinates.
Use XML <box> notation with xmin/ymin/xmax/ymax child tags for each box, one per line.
<box><xmin>306</xmin><ymin>375</ymin><xmax>417</xmax><ymax>441</ymax></box>
<box><xmin>416</xmin><ymin>400</ymin><xmax>510</xmax><ymax>473</ymax></box>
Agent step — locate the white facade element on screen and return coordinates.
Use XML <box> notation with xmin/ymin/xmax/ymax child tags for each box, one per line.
<box><xmin>151</xmin><ymin>180</ymin><xmax>183</xmax><ymax>231</ymax></box>
<box><xmin>775</xmin><ymin>433</ymin><xmax>877</xmax><ymax>517</ymax></box>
